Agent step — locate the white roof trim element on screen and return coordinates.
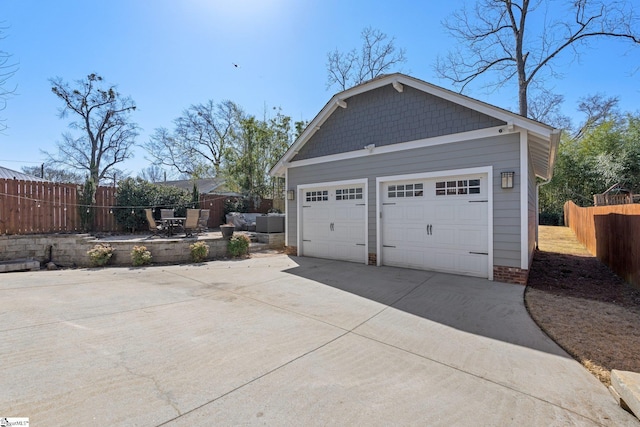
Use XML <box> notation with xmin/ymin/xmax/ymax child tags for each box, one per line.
<box><xmin>270</xmin><ymin>73</ymin><xmax>558</xmax><ymax>178</ymax></box>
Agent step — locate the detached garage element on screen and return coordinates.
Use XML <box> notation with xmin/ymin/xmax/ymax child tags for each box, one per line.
<box><xmin>270</xmin><ymin>74</ymin><xmax>560</xmax><ymax>285</ymax></box>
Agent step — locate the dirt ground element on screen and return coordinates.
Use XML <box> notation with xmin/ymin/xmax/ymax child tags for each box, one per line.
<box><xmin>525</xmin><ymin>226</ymin><xmax>640</xmax><ymax>386</ymax></box>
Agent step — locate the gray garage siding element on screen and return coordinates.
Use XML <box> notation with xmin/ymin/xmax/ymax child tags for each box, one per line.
<box><xmin>287</xmin><ymin>132</ymin><xmax>522</xmax><ymax>269</ymax></box>
<box><xmin>293</xmin><ymin>85</ymin><xmax>505</xmax><ymax>161</ymax></box>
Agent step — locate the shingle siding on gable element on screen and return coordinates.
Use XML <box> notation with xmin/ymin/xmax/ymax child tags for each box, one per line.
<box><xmin>293</xmin><ymin>84</ymin><xmax>505</xmax><ymax>161</ymax></box>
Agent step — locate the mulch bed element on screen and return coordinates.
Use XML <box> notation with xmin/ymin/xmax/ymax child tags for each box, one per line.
<box><xmin>528</xmin><ymin>250</ymin><xmax>640</xmax><ymax>308</ymax></box>
<box><xmin>525</xmin><ymin>238</ymin><xmax>640</xmax><ymax>386</ymax></box>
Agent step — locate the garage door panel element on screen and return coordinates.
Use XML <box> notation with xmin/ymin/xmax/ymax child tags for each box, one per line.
<box><xmin>406</xmin><ymin>226</ymin><xmax>426</xmax><ymax>243</ymax></box>
<box><xmin>334</xmin><ymin>207</ymin><xmax>350</xmax><ymax>220</ymax></box>
<box><xmin>301</xmin><ymin>185</ymin><xmax>366</xmax><ymax>264</ymax></box>
<box><xmin>382</xmin><ymin>247</ymin><xmax>403</xmax><ymax>265</ymax></box>
<box><xmin>458</xmin><ymin>203</ymin><xmax>487</xmax><ymax>223</ymax></box>
<box><xmin>381</xmin><ymin>174</ymin><xmax>489</xmax><ymax>278</ymax></box>
<box><xmin>304</xmin><ymin>241</ymin><xmax>331</xmax><ymax>259</ymax></box>
<box><xmin>309</xmin><ymin>207</ymin><xmax>331</xmax><ymax>221</ymax></box>
<box><xmin>346</xmin><ymin>225</ymin><xmax>365</xmax><ymax>241</ymax></box>
<box><xmin>406</xmin><ymin>205</ymin><xmax>424</xmax><ymax>220</ymax></box>
<box><xmin>431</xmin><ymin>227</ymin><xmax>457</xmax><ymax>247</ymax></box>
<box><xmin>458</xmin><ymin>254</ymin><xmax>487</xmax><ymax>276</ymax></box>
<box><xmin>383</xmin><ymin>205</ymin><xmax>403</xmax><ymax>221</ymax></box>
<box><xmin>335</xmin><ymin>244</ymin><xmax>365</xmax><ymax>263</ymax></box>
<box><xmin>432</xmin><ymin>250</ymin><xmax>457</xmax><ymax>271</ymax></box>
<box><xmin>434</xmin><ymin>205</ymin><xmax>455</xmax><ymax>221</ymax></box>
<box><xmin>382</xmin><ymin>224</ymin><xmax>405</xmax><ymax>242</ymax></box>
<box><xmin>407</xmin><ymin>251</ymin><xmax>426</xmax><ymax>269</ymax></box>
<box><xmin>458</xmin><ymin>228</ymin><xmax>487</xmax><ymax>250</ymax></box>
<box><xmin>349</xmin><ymin>206</ymin><xmax>365</xmax><ymax>219</ymax></box>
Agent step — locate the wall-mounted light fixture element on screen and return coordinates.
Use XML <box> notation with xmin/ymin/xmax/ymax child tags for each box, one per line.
<box><xmin>501</xmin><ymin>171</ymin><xmax>515</xmax><ymax>189</ymax></box>
<box><xmin>287</xmin><ymin>190</ymin><xmax>295</xmax><ymax>201</ymax></box>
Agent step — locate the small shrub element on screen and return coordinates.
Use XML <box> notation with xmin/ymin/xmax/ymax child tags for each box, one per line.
<box><xmin>227</xmin><ymin>234</ymin><xmax>250</xmax><ymax>258</ymax></box>
<box><xmin>131</xmin><ymin>245</ymin><xmax>152</xmax><ymax>266</ymax></box>
<box><xmin>190</xmin><ymin>241</ymin><xmax>210</xmax><ymax>263</ymax></box>
<box><xmin>87</xmin><ymin>243</ymin><xmax>114</xmax><ymax>267</ymax></box>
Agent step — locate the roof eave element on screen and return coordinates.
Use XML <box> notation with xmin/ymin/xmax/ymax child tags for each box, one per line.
<box><xmin>545</xmin><ymin>129</ymin><xmax>561</xmax><ymax>181</ymax></box>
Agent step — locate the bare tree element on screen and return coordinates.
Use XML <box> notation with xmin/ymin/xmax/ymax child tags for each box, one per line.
<box><xmin>0</xmin><ymin>24</ymin><xmax>17</xmax><ymax>132</ymax></box>
<box><xmin>21</xmin><ymin>164</ymin><xmax>83</xmax><ymax>183</ymax></box>
<box><xmin>527</xmin><ymin>88</ymin><xmax>572</xmax><ymax>129</ymax></box>
<box><xmin>573</xmin><ymin>93</ymin><xmax>620</xmax><ymax>139</ymax></box>
<box><xmin>327</xmin><ymin>26</ymin><xmax>407</xmax><ymax>91</ymax></box>
<box><xmin>138</xmin><ymin>164</ymin><xmax>167</xmax><ymax>183</ymax></box>
<box><xmin>47</xmin><ymin>73</ymin><xmax>138</xmax><ymax>184</ymax></box>
<box><xmin>436</xmin><ymin>0</ymin><xmax>640</xmax><ymax>117</ymax></box>
<box><xmin>144</xmin><ymin>100</ymin><xmax>241</xmax><ymax>178</ymax></box>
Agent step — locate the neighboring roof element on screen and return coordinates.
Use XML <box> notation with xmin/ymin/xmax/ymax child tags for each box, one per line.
<box><xmin>270</xmin><ymin>73</ymin><xmax>561</xmax><ymax>180</ymax></box>
<box><xmin>155</xmin><ymin>177</ymin><xmax>228</xmax><ymax>194</ymax></box>
<box><xmin>0</xmin><ymin>165</ymin><xmax>49</xmax><ymax>182</ymax></box>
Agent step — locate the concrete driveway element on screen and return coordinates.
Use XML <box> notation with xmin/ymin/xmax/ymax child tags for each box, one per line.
<box><xmin>1</xmin><ymin>255</ymin><xmax>635</xmax><ymax>426</ymax></box>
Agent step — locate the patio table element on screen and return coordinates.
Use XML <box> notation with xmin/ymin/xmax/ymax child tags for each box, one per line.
<box><xmin>161</xmin><ymin>217</ymin><xmax>185</xmax><ymax>237</ymax></box>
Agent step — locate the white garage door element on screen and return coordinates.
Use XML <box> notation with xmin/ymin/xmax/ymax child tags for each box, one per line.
<box><xmin>300</xmin><ymin>184</ymin><xmax>366</xmax><ymax>263</ymax></box>
<box><xmin>381</xmin><ymin>174</ymin><xmax>489</xmax><ymax>277</ymax></box>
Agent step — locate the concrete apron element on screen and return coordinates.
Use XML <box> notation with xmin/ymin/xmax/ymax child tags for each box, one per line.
<box><xmin>0</xmin><ymin>256</ymin><xmax>636</xmax><ymax>426</ymax></box>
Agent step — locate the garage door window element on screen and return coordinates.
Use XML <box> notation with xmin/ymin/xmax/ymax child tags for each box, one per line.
<box><xmin>435</xmin><ymin>179</ymin><xmax>481</xmax><ymax>196</ymax></box>
<box><xmin>388</xmin><ymin>183</ymin><xmax>423</xmax><ymax>198</ymax></box>
<box><xmin>336</xmin><ymin>187</ymin><xmax>363</xmax><ymax>200</ymax></box>
<box><xmin>306</xmin><ymin>190</ymin><xmax>328</xmax><ymax>202</ymax></box>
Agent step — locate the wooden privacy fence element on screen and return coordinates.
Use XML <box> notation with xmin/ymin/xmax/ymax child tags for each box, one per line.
<box><xmin>0</xmin><ymin>179</ymin><xmax>119</xmax><ymax>234</ymax></box>
<box><xmin>198</xmin><ymin>194</ymin><xmax>228</xmax><ymax>227</ymax></box>
<box><xmin>564</xmin><ymin>200</ymin><xmax>640</xmax><ymax>290</ymax></box>
<box><xmin>1</xmin><ymin>178</ymin><xmax>275</xmax><ymax>235</ymax></box>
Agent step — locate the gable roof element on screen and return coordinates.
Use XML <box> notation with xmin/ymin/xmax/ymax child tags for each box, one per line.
<box><xmin>270</xmin><ymin>73</ymin><xmax>560</xmax><ymax>180</ymax></box>
<box><xmin>0</xmin><ymin>165</ymin><xmax>49</xmax><ymax>182</ymax></box>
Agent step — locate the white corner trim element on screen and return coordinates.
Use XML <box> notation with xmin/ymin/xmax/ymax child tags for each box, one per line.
<box><xmin>375</xmin><ymin>166</ymin><xmax>494</xmax><ymax>280</ymax></box>
<box><xmin>296</xmin><ymin>178</ymin><xmax>369</xmax><ymax>265</ymax></box>
<box><xmin>284</xmin><ymin>168</ymin><xmax>288</xmax><ymax>250</ymax></box>
<box><xmin>392</xmin><ymin>80</ymin><xmax>404</xmax><ymax>93</ymax></box>
<box><xmin>336</xmin><ymin>99</ymin><xmax>347</xmax><ymax>108</ymax></box>
<box><xmin>288</xmin><ymin>126</ymin><xmax>507</xmax><ymax>170</ymax></box>
<box><xmin>520</xmin><ymin>131</ymin><xmax>528</xmax><ymax>270</ymax></box>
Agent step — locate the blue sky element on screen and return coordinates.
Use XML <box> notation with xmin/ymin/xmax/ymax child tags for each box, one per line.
<box><xmin>2</xmin><ymin>0</ymin><xmax>639</xmax><ymax>177</ymax></box>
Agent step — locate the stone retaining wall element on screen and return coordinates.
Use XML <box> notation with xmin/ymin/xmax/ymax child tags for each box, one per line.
<box><xmin>256</xmin><ymin>232</ymin><xmax>285</xmax><ymax>248</ymax></box>
<box><xmin>0</xmin><ymin>232</ymin><xmax>285</xmax><ymax>268</ymax></box>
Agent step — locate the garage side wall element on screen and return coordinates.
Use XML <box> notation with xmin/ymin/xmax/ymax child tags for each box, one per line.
<box><xmin>287</xmin><ymin>133</ymin><xmax>522</xmax><ymax>270</ymax></box>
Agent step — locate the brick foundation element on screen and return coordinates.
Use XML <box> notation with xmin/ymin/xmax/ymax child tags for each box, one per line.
<box><xmin>493</xmin><ymin>265</ymin><xmax>529</xmax><ymax>285</ymax></box>
<box><xmin>284</xmin><ymin>245</ymin><xmax>298</xmax><ymax>255</ymax></box>
<box><xmin>368</xmin><ymin>253</ymin><xmax>377</xmax><ymax>265</ymax></box>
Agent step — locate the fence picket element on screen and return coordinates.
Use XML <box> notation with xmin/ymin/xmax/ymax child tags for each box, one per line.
<box><xmin>564</xmin><ymin>200</ymin><xmax>640</xmax><ymax>290</ymax></box>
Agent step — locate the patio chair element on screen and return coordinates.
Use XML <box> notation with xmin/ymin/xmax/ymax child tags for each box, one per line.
<box><xmin>160</xmin><ymin>209</ymin><xmax>174</xmax><ymax>219</ymax></box>
<box><xmin>183</xmin><ymin>209</ymin><xmax>200</xmax><ymax>237</ymax></box>
<box><xmin>198</xmin><ymin>209</ymin><xmax>210</xmax><ymax>232</ymax></box>
<box><xmin>145</xmin><ymin>209</ymin><xmax>163</xmax><ymax>237</ymax></box>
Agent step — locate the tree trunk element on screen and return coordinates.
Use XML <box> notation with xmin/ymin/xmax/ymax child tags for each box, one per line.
<box><xmin>519</xmin><ymin>83</ymin><xmax>528</xmax><ymax>118</ymax></box>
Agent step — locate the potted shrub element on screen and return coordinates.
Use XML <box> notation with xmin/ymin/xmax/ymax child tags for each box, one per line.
<box><xmin>220</xmin><ymin>223</ymin><xmax>235</xmax><ymax>239</ymax></box>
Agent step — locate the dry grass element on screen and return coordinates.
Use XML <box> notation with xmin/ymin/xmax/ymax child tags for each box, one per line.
<box><xmin>535</xmin><ymin>225</ymin><xmax>592</xmax><ymax>255</ymax></box>
<box><xmin>525</xmin><ymin>226</ymin><xmax>640</xmax><ymax>386</ymax></box>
